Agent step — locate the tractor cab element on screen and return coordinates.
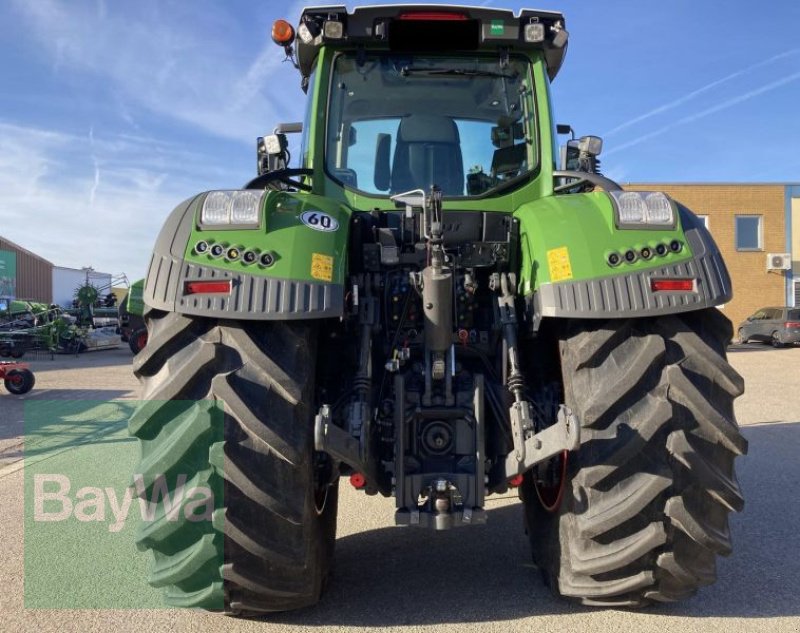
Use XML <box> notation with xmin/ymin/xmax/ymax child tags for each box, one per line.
<box><xmin>263</xmin><ymin>5</ymin><xmax>570</xmax><ymax>202</ymax></box>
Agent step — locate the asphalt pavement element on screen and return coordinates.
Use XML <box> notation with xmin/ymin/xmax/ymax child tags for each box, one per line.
<box><xmin>1</xmin><ymin>342</ymin><xmax>799</xmax><ymax>633</ymax></box>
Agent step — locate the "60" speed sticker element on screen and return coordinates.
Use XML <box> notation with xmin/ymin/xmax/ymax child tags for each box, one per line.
<box><xmin>300</xmin><ymin>210</ymin><xmax>339</xmax><ymax>232</ymax></box>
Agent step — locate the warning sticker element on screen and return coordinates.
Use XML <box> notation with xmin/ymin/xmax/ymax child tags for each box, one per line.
<box><xmin>310</xmin><ymin>253</ymin><xmax>334</xmax><ymax>282</ymax></box>
<box><xmin>547</xmin><ymin>247</ymin><xmax>573</xmax><ymax>282</ymax></box>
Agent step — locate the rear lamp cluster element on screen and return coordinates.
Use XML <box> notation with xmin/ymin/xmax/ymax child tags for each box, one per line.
<box><xmin>194</xmin><ymin>240</ymin><xmax>276</xmax><ymax>268</ymax></box>
<box><xmin>607</xmin><ymin>240</ymin><xmax>683</xmax><ymax>267</ymax></box>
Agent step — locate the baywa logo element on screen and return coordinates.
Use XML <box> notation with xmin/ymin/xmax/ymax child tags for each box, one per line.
<box><xmin>33</xmin><ymin>473</ymin><xmax>214</xmax><ymax>533</ymax></box>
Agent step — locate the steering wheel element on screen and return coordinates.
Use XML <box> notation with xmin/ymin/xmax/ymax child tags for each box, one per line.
<box><xmin>244</xmin><ymin>168</ymin><xmax>313</xmax><ymax>192</ymax></box>
<box><xmin>552</xmin><ymin>170</ymin><xmax>622</xmax><ymax>194</ymax></box>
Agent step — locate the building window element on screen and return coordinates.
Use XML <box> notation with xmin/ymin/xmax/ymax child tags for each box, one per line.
<box><xmin>735</xmin><ymin>215</ymin><xmax>762</xmax><ymax>251</ymax></box>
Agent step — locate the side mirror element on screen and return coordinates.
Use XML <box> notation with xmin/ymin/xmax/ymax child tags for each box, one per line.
<box><xmin>560</xmin><ymin>140</ymin><xmax>580</xmax><ymax>171</ymax></box>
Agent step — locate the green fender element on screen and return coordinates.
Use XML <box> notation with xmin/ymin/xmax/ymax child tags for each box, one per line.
<box><xmin>514</xmin><ymin>191</ymin><xmax>732</xmax><ymax>321</ymax></box>
<box><xmin>125</xmin><ymin>279</ymin><xmax>145</xmax><ymax>317</ymax></box>
<box><xmin>143</xmin><ymin>190</ymin><xmax>350</xmax><ymax>319</ymax></box>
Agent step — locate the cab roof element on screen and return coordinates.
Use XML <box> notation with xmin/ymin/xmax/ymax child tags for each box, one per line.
<box><xmin>295</xmin><ymin>4</ymin><xmax>568</xmax><ymax>81</ymax></box>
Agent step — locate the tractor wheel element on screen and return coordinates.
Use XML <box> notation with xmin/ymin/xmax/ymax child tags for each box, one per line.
<box><xmin>129</xmin><ymin>328</ymin><xmax>148</xmax><ymax>355</ymax></box>
<box><xmin>5</xmin><ymin>368</ymin><xmax>35</xmax><ymax>395</ymax></box>
<box><xmin>131</xmin><ymin>311</ymin><xmax>339</xmax><ymax>614</ymax></box>
<box><xmin>521</xmin><ymin>309</ymin><xmax>747</xmax><ymax>607</ymax></box>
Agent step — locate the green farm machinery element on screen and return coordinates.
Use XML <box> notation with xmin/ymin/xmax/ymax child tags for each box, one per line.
<box><xmin>131</xmin><ymin>5</ymin><xmax>746</xmax><ymax>614</ymax></box>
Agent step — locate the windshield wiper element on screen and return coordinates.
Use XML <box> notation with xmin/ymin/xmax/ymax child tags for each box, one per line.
<box><xmin>399</xmin><ymin>67</ymin><xmax>517</xmax><ymax>79</ymax></box>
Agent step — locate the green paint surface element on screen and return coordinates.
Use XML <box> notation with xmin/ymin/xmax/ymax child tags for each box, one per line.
<box><xmin>24</xmin><ymin>400</ymin><xmax>223</xmax><ymax>609</ymax></box>
<box><xmin>184</xmin><ymin>191</ymin><xmax>350</xmax><ymax>284</ymax></box>
<box><xmin>126</xmin><ymin>278</ymin><xmax>145</xmax><ymax>316</ymax></box>
<box><xmin>514</xmin><ymin>192</ymin><xmax>693</xmax><ymax>293</ymax></box>
<box><xmin>0</xmin><ymin>249</ymin><xmax>17</xmax><ymax>297</ymax></box>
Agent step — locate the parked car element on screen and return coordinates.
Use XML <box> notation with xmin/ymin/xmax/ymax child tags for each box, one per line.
<box><xmin>737</xmin><ymin>307</ymin><xmax>800</xmax><ymax>347</ymax></box>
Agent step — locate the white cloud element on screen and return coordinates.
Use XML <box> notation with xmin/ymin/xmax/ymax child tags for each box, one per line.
<box><xmin>0</xmin><ymin>121</ymin><xmax>242</xmax><ymax>280</ymax></box>
<box><xmin>2</xmin><ymin>0</ymin><xmax>315</xmax><ymax>281</ymax></box>
<box><xmin>602</xmin><ymin>49</ymin><xmax>800</xmax><ymax>138</ymax></box>
<box><xmin>11</xmin><ymin>0</ymin><xmax>308</xmax><ymax>143</ymax></box>
<box><xmin>605</xmin><ymin>70</ymin><xmax>800</xmax><ymax>157</ymax></box>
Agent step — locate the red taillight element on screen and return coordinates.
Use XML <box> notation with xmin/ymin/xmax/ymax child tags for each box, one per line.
<box><xmin>650</xmin><ymin>278</ymin><xmax>695</xmax><ymax>292</ymax></box>
<box><xmin>397</xmin><ymin>11</ymin><xmax>468</xmax><ymax>20</ymax></box>
<box><xmin>508</xmin><ymin>474</ymin><xmax>524</xmax><ymax>488</ymax></box>
<box><xmin>184</xmin><ymin>280</ymin><xmax>232</xmax><ymax>295</ymax></box>
<box><xmin>786</xmin><ymin>322</ymin><xmax>800</xmax><ymax>329</ymax></box>
<box><xmin>349</xmin><ymin>473</ymin><xmax>366</xmax><ymax>489</ymax></box>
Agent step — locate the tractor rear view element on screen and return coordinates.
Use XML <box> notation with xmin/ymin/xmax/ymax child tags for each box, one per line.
<box><xmin>131</xmin><ymin>5</ymin><xmax>746</xmax><ymax>615</ymax></box>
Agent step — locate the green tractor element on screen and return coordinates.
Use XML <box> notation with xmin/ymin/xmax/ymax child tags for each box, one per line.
<box><xmin>131</xmin><ymin>5</ymin><xmax>746</xmax><ymax>614</ymax></box>
<box><xmin>118</xmin><ymin>279</ymin><xmax>147</xmax><ymax>354</ymax></box>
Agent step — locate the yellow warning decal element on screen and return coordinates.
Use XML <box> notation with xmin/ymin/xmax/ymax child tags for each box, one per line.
<box><xmin>310</xmin><ymin>253</ymin><xmax>334</xmax><ymax>282</ymax></box>
<box><xmin>547</xmin><ymin>246</ymin><xmax>573</xmax><ymax>282</ymax></box>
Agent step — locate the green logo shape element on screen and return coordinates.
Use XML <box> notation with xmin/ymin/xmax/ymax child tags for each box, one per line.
<box><xmin>23</xmin><ymin>399</ymin><xmax>224</xmax><ymax>609</ymax></box>
<box><xmin>490</xmin><ymin>20</ymin><xmax>505</xmax><ymax>36</ymax></box>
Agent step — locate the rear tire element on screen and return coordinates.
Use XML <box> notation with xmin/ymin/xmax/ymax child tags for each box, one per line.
<box><xmin>4</xmin><ymin>368</ymin><xmax>34</xmax><ymax>394</ymax></box>
<box><xmin>131</xmin><ymin>311</ymin><xmax>338</xmax><ymax>614</ymax></box>
<box><xmin>771</xmin><ymin>331</ymin><xmax>784</xmax><ymax>348</ymax></box>
<box><xmin>522</xmin><ymin>309</ymin><xmax>747</xmax><ymax>607</ymax></box>
<box><xmin>129</xmin><ymin>327</ymin><xmax>148</xmax><ymax>355</ymax></box>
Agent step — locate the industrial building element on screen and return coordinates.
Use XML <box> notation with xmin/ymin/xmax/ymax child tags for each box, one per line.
<box><xmin>0</xmin><ymin>236</ymin><xmax>53</xmax><ymax>304</ymax></box>
<box><xmin>0</xmin><ymin>236</ymin><xmax>114</xmax><ymax>307</ymax></box>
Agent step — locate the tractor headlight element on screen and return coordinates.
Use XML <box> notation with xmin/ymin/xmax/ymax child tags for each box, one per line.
<box><xmin>200</xmin><ymin>190</ymin><xmax>265</xmax><ymax>227</ymax></box>
<box><xmin>609</xmin><ymin>191</ymin><xmax>676</xmax><ymax>229</ymax></box>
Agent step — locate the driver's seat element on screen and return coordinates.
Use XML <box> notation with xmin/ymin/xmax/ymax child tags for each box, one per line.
<box><xmin>391</xmin><ymin>115</ymin><xmax>464</xmax><ymax>195</ymax></box>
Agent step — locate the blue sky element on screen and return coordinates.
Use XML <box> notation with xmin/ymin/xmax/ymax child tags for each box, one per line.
<box><xmin>1</xmin><ymin>0</ymin><xmax>799</xmax><ymax>282</ymax></box>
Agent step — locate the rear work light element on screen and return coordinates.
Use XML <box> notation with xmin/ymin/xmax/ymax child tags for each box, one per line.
<box><xmin>323</xmin><ymin>20</ymin><xmax>344</xmax><ymax>39</ymax></box>
<box><xmin>524</xmin><ymin>22</ymin><xmax>545</xmax><ymax>43</ymax></box>
<box><xmin>650</xmin><ymin>278</ymin><xmax>695</xmax><ymax>292</ymax></box>
<box><xmin>184</xmin><ymin>280</ymin><xmax>232</xmax><ymax>295</ymax></box>
<box><xmin>397</xmin><ymin>11</ymin><xmax>468</xmax><ymax>20</ymax></box>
